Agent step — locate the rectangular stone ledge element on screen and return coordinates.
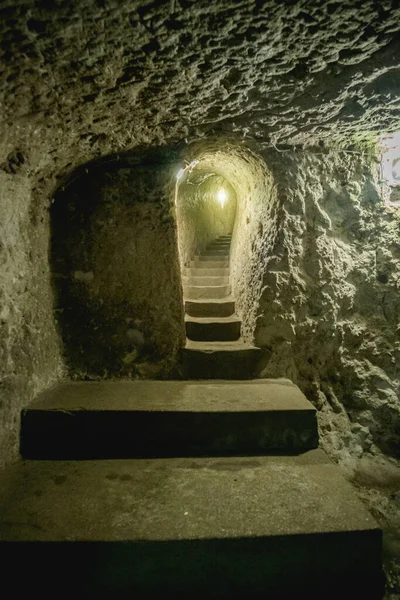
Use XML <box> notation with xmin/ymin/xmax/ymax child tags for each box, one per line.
<box><xmin>185</xmin><ymin>298</ymin><xmax>235</xmax><ymax>318</ymax></box>
<box><xmin>180</xmin><ymin>340</ymin><xmax>267</xmax><ymax>379</ymax></box>
<box><xmin>185</xmin><ymin>315</ymin><xmax>241</xmax><ymax>341</ymax></box>
<box><xmin>0</xmin><ymin>452</ymin><xmax>384</xmax><ymax>598</ymax></box>
<box><xmin>20</xmin><ymin>380</ymin><xmax>318</xmax><ymax>459</ymax></box>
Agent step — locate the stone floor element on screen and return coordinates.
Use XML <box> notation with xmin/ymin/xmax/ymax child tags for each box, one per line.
<box><xmin>0</xmin><ymin>450</ymin><xmax>383</xmax><ymax>597</ymax></box>
<box><xmin>0</xmin><ymin>378</ymin><xmax>387</xmax><ymax>597</ymax></box>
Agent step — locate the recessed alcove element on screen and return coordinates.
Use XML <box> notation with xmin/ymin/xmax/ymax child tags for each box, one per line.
<box><xmin>50</xmin><ymin>150</ymin><xmax>186</xmax><ymax>379</ymax></box>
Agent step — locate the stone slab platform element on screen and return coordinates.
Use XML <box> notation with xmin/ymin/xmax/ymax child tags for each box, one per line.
<box><xmin>185</xmin><ymin>315</ymin><xmax>241</xmax><ymax>341</ymax></box>
<box><xmin>21</xmin><ymin>379</ymin><xmax>318</xmax><ymax>459</ymax></box>
<box><xmin>0</xmin><ymin>451</ymin><xmax>383</xmax><ymax>597</ymax></box>
<box><xmin>181</xmin><ymin>340</ymin><xmax>265</xmax><ymax>379</ymax></box>
<box><xmin>185</xmin><ymin>298</ymin><xmax>235</xmax><ymax>318</ymax></box>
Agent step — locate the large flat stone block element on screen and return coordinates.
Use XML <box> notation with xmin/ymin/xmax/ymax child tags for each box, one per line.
<box><xmin>21</xmin><ymin>380</ymin><xmax>318</xmax><ymax>459</ymax></box>
<box><xmin>0</xmin><ymin>451</ymin><xmax>383</xmax><ymax>598</ymax></box>
<box><xmin>185</xmin><ymin>315</ymin><xmax>241</xmax><ymax>341</ymax></box>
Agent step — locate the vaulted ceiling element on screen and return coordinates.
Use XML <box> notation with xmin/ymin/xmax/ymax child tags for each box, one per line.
<box><xmin>1</xmin><ymin>0</ymin><xmax>400</xmax><ymax>178</ymax></box>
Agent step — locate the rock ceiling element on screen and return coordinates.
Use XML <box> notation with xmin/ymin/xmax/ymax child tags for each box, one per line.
<box><xmin>1</xmin><ymin>0</ymin><xmax>400</xmax><ymax>175</ymax></box>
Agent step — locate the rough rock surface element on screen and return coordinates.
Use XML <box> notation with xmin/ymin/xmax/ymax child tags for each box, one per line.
<box><xmin>1</xmin><ymin>3</ymin><xmax>400</xmax><ymax>590</ymax></box>
<box><xmin>1</xmin><ymin>0</ymin><xmax>400</xmax><ymax>185</ymax></box>
<box><xmin>52</xmin><ymin>156</ymin><xmax>185</xmax><ymax>378</ymax></box>
<box><xmin>348</xmin><ymin>454</ymin><xmax>400</xmax><ymax>598</ymax></box>
<box><xmin>0</xmin><ymin>169</ymin><xmax>63</xmax><ymax>469</ymax></box>
<box><xmin>256</xmin><ymin>149</ymin><xmax>400</xmax><ymax>465</ymax></box>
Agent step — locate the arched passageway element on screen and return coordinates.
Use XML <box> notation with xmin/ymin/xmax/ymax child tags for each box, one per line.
<box><xmin>49</xmin><ymin>142</ymin><xmax>278</xmax><ymax>379</ymax></box>
<box><xmin>175</xmin><ymin>167</ymin><xmax>237</xmax><ymax>267</ymax></box>
<box><xmin>175</xmin><ymin>142</ymin><xmax>279</xmax><ymax>347</ymax></box>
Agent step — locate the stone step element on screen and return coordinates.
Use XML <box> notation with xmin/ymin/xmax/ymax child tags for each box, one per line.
<box><xmin>205</xmin><ymin>248</ymin><xmax>230</xmax><ymax>259</ymax></box>
<box><xmin>194</xmin><ymin>255</ymin><xmax>230</xmax><ymax>262</ymax></box>
<box><xmin>185</xmin><ymin>315</ymin><xmax>241</xmax><ymax>342</ymax></box>
<box><xmin>0</xmin><ymin>451</ymin><xmax>383</xmax><ymax>597</ymax></box>
<box><xmin>192</xmin><ymin>259</ymin><xmax>230</xmax><ymax>269</ymax></box>
<box><xmin>181</xmin><ymin>340</ymin><xmax>265</xmax><ymax>379</ymax></box>
<box><xmin>202</xmin><ymin>249</ymin><xmax>230</xmax><ymax>256</ymax></box>
<box><xmin>184</xmin><ymin>284</ymin><xmax>231</xmax><ymax>299</ymax></box>
<box><xmin>206</xmin><ymin>242</ymin><xmax>231</xmax><ymax>250</ymax></box>
<box><xmin>20</xmin><ymin>380</ymin><xmax>318</xmax><ymax>459</ymax></box>
<box><xmin>186</xmin><ymin>267</ymin><xmax>229</xmax><ymax>277</ymax></box>
<box><xmin>185</xmin><ymin>298</ymin><xmax>235</xmax><ymax>318</ymax></box>
<box><xmin>183</xmin><ymin>275</ymin><xmax>229</xmax><ymax>287</ymax></box>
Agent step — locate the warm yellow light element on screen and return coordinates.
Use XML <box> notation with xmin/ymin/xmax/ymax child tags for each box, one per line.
<box><xmin>217</xmin><ymin>188</ymin><xmax>227</xmax><ymax>207</ymax></box>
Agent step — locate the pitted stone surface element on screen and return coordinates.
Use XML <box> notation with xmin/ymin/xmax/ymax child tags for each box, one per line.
<box><xmin>1</xmin><ymin>1</ymin><xmax>400</xmax><ymax>180</ymax></box>
<box><xmin>0</xmin><ymin>450</ymin><xmax>379</xmax><ymax>541</ymax></box>
<box><xmin>255</xmin><ymin>149</ymin><xmax>400</xmax><ymax>465</ymax></box>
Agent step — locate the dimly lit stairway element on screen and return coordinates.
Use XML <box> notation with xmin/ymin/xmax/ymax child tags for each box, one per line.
<box><xmin>0</xmin><ymin>379</ymin><xmax>384</xmax><ymax>597</ymax></box>
<box><xmin>182</xmin><ymin>236</ymin><xmax>262</xmax><ymax>379</ymax></box>
<box><xmin>0</xmin><ymin>235</ymin><xmax>384</xmax><ymax>597</ymax></box>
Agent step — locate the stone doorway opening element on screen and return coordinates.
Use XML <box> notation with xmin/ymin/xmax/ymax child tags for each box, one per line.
<box><xmin>174</xmin><ymin>162</ymin><xmax>237</xmax><ymax>270</ymax></box>
<box><xmin>174</xmin><ymin>142</ymin><xmax>278</xmax><ymax>377</ymax></box>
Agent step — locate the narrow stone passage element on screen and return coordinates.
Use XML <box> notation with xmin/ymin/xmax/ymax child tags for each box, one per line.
<box><xmin>184</xmin><ymin>235</ymin><xmax>240</xmax><ymax>341</ymax></box>
<box><xmin>181</xmin><ymin>235</ymin><xmax>261</xmax><ymax>378</ymax></box>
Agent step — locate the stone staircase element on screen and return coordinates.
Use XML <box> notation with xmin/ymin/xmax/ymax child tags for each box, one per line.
<box><xmin>182</xmin><ymin>236</ymin><xmax>263</xmax><ymax>379</ymax></box>
<box><xmin>0</xmin><ymin>234</ymin><xmax>384</xmax><ymax>598</ymax></box>
<box><xmin>0</xmin><ymin>380</ymin><xmax>384</xmax><ymax>597</ymax></box>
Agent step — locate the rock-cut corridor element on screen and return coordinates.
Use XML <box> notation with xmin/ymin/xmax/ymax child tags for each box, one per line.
<box><xmin>1</xmin><ymin>0</ymin><xmax>400</xmax><ymax>597</ymax></box>
<box><xmin>183</xmin><ymin>235</ymin><xmax>262</xmax><ymax>378</ymax></box>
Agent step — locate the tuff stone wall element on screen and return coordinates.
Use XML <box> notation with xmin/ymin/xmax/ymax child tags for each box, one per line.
<box><xmin>1</xmin><ymin>0</ymin><xmax>400</xmax><ymax>174</ymax></box>
<box><xmin>255</xmin><ymin>149</ymin><xmax>400</xmax><ymax>466</ymax></box>
<box><xmin>0</xmin><ymin>170</ymin><xmax>63</xmax><ymax>469</ymax></box>
<box><xmin>228</xmin><ymin>151</ymin><xmax>279</xmax><ymax>343</ymax></box>
<box><xmin>51</xmin><ymin>159</ymin><xmax>185</xmax><ymax>379</ymax></box>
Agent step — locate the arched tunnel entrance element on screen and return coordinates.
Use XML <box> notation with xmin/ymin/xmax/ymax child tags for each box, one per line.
<box><xmin>174</xmin><ymin>160</ymin><xmax>238</xmax><ymax>343</ymax></box>
<box><xmin>175</xmin><ymin>166</ymin><xmax>237</xmax><ymax>267</ymax></box>
<box><xmin>175</xmin><ymin>142</ymin><xmax>278</xmax><ymax>354</ymax></box>
<box><xmin>50</xmin><ymin>142</ymin><xmax>277</xmax><ymax>379</ymax></box>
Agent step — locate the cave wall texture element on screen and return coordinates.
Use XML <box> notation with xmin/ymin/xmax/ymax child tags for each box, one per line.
<box><xmin>52</xmin><ymin>160</ymin><xmax>185</xmax><ymax>379</ymax></box>
<box><xmin>1</xmin><ymin>0</ymin><xmax>400</xmax><ymax>475</ymax></box>
<box><xmin>224</xmin><ymin>150</ymin><xmax>279</xmax><ymax>342</ymax></box>
<box><xmin>1</xmin><ymin>0</ymin><xmax>400</xmax><ymax>169</ymax></box>
<box><xmin>0</xmin><ymin>169</ymin><xmax>63</xmax><ymax>469</ymax></box>
<box><xmin>256</xmin><ymin>150</ymin><xmax>400</xmax><ymax>466</ymax></box>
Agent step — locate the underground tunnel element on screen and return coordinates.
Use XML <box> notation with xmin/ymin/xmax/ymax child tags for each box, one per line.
<box><xmin>1</xmin><ymin>0</ymin><xmax>400</xmax><ymax>597</ymax></box>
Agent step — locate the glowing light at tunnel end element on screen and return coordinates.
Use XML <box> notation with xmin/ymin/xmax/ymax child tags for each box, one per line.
<box><xmin>217</xmin><ymin>188</ymin><xmax>227</xmax><ymax>208</ymax></box>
